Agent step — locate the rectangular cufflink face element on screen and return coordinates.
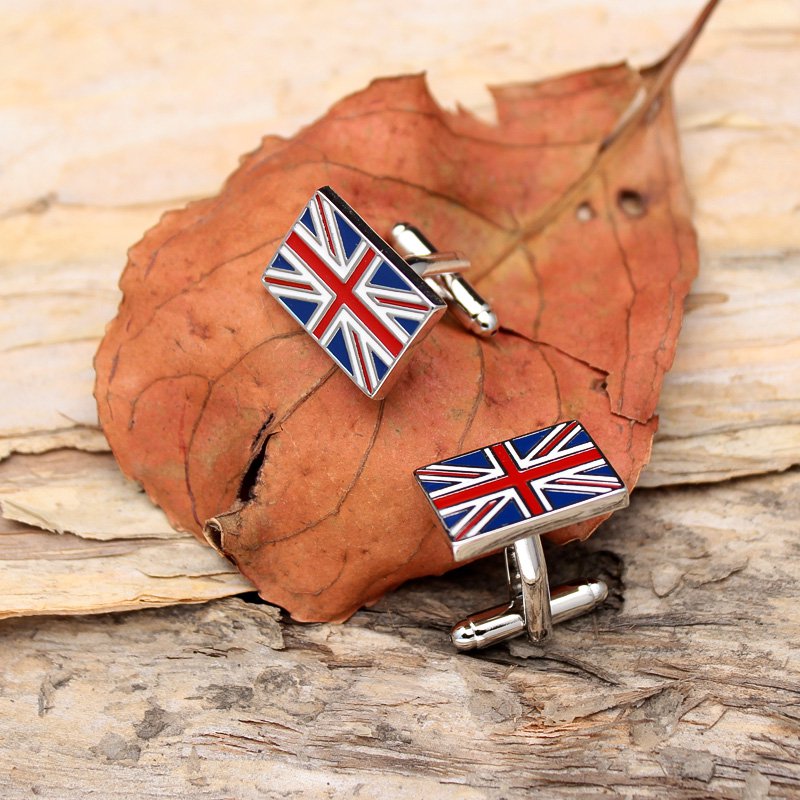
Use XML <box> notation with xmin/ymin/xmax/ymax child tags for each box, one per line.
<box><xmin>414</xmin><ymin>420</ymin><xmax>629</xmax><ymax>562</ymax></box>
<box><xmin>262</xmin><ymin>186</ymin><xmax>446</xmax><ymax>398</ymax></box>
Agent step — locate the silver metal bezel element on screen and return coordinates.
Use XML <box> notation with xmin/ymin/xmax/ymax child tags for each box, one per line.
<box><xmin>414</xmin><ymin>421</ymin><xmax>630</xmax><ymax>562</ymax></box>
<box><xmin>262</xmin><ymin>186</ymin><xmax>446</xmax><ymax>399</ymax></box>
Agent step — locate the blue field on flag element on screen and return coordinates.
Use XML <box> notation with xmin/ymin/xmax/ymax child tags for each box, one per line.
<box><xmin>262</xmin><ymin>188</ymin><xmax>443</xmax><ymax>397</ymax></box>
<box><xmin>415</xmin><ymin>421</ymin><xmax>626</xmax><ymax>558</ymax></box>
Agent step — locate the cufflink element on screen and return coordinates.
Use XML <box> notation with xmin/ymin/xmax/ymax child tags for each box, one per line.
<box><xmin>414</xmin><ymin>420</ymin><xmax>629</xmax><ymax>651</ymax></box>
<box><xmin>262</xmin><ymin>186</ymin><xmax>497</xmax><ymax>399</ymax></box>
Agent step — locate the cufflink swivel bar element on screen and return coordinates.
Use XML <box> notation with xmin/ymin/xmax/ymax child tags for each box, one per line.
<box><xmin>450</xmin><ymin>535</ymin><xmax>609</xmax><ymax>651</ymax></box>
<box><xmin>390</xmin><ymin>223</ymin><xmax>498</xmax><ymax>338</ymax></box>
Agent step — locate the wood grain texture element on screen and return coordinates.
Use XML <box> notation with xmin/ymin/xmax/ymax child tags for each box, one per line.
<box><xmin>1</xmin><ymin>471</ymin><xmax>798</xmax><ymax>798</ymax></box>
<box><xmin>0</xmin><ymin>0</ymin><xmax>796</xmax><ymax>484</ymax></box>
<box><xmin>0</xmin><ymin>513</ymin><xmax>252</xmax><ymax>620</ymax></box>
<box><xmin>0</xmin><ymin>451</ymin><xmax>253</xmax><ymax>619</ymax></box>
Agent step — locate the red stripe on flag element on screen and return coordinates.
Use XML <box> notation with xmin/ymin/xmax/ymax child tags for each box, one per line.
<box><xmin>353</xmin><ymin>336</ymin><xmax>373</xmax><ymax>394</ymax></box>
<box><xmin>417</xmin><ymin>470</ymin><xmax>484</xmax><ymax>479</ymax></box>
<box><xmin>555</xmin><ymin>478</ymin><xmax>618</xmax><ymax>489</ymax></box>
<box><xmin>263</xmin><ymin>276</ymin><xmax>313</xmax><ymax>291</ymax></box>
<box><xmin>539</xmin><ymin>420</ymin><xmax>579</xmax><ymax>457</ymax></box>
<box><xmin>375</xmin><ymin>297</ymin><xmax>429</xmax><ymax>312</ymax></box>
<box><xmin>490</xmin><ymin>444</ymin><xmax>546</xmax><ymax>516</ymax></box>
<box><xmin>453</xmin><ymin>498</ymin><xmax>499</xmax><ymax>541</ymax></box>
<box><xmin>286</xmin><ymin>232</ymin><xmax>403</xmax><ymax>358</ymax></box>
<box><xmin>433</xmin><ymin>444</ymin><xmax>601</xmax><ymax>514</ymax></box>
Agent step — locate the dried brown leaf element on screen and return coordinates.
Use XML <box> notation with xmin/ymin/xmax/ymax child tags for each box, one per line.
<box><xmin>95</xmin><ymin>3</ymin><xmax>716</xmax><ymax>621</ymax></box>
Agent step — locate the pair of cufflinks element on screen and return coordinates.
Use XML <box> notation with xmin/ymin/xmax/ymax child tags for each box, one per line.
<box><xmin>261</xmin><ymin>187</ymin><xmax>629</xmax><ymax>651</ymax></box>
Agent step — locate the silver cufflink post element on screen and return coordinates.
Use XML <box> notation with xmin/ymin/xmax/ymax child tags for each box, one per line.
<box><xmin>450</xmin><ymin>536</ymin><xmax>609</xmax><ymax>651</ymax></box>
<box><xmin>414</xmin><ymin>420</ymin><xmax>628</xmax><ymax>652</ymax></box>
<box><xmin>390</xmin><ymin>223</ymin><xmax>498</xmax><ymax>338</ymax></box>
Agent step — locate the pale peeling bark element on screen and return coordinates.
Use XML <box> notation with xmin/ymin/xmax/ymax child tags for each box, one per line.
<box><xmin>0</xmin><ymin>451</ymin><xmax>256</xmax><ymax>617</ymax></box>
<box><xmin>0</xmin><ymin>472</ymin><xmax>798</xmax><ymax>798</ymax></box>
<box><xmin>0</xmin><ymin>451</ymin><xmax>182</xmax><ymax>540</ymax></box>
<box><xmin>0</xmin><ymin>513</ymin><xmax>252</xmax><ymax>619</ymax></box>
<box><xmin>644</xmin><ymin>250</ymin><xmax>800</xmax><ymax>485</ymax></box>
<box><xmin>0</xmin><ymin>205</ymin><xmax>165</xmax><ymax>460</ymax></box>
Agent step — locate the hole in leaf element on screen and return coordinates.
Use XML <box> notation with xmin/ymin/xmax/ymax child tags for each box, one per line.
<box><xmin>617</xmin><ymin>189</ymin><xmax>646</xmax><ymax>217</ymax></box>
<box><xmin>238</xmin><ymin>415</ymin><xmax>275</xmax><ymax>503</ymax></box>
<box><xmin>576</xmin><ymin>201</ymin><xmax>596</xmax><ymax>222</ymax></box>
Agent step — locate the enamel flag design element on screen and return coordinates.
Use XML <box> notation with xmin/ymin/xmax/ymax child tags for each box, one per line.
<box><xmin>262</xmin><ymin>187</ymin><xmax>445</xmax><ymax>398</ymax></box>
<box><xmin>415</xmin><ymin>421</ymin><xmax>628</xmax><ymax>562</ymax></box>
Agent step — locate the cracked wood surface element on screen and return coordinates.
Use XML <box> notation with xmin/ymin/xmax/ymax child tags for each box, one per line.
<box><xmin>1</xmin><ymin>0</ymin><xmax>797</xmax><ymax>481</ymax></box>
<box><xmin>1</xmin><ymin>471</ymin><xmax>798</xmax><ymax>798</ymax></box>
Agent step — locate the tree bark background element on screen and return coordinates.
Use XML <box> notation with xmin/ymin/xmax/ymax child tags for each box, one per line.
<box><xmin>0</xmin><ymin>1</ymin><xmax>798</xmax><ymax>797</ymax></box>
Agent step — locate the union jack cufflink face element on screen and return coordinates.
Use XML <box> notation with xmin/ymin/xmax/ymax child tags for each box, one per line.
<box><xmin>414</xmin><ymin>420</ymin><xmax>629</xmax><ymax>562</ymax></box>
<box><xmin>262</xmin><ymin>187</ymin><xmax>446</xmax><ymax>399</ymax></box>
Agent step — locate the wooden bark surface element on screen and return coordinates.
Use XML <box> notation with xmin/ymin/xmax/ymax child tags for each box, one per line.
<box><xmin>2</xmin><ymin>472</ymin><xmax>799</xmax><ymax>798</ymax></box>
<box><xmin>1</xmin><ymin>0</ymin><xmax>798</xmax><ymax>796</ymax></box>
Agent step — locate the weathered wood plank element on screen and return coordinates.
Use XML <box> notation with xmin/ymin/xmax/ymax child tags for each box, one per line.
<box><xmin>0</xmin><ymin>450</ymin><xmax>182</xmax><ymax>540</ymax></box>
<box><xmin>0</xmin><ymin>5</ymin><xmax>798</xmax><ymax>794</ymax></box>
<box><xmin>0</xmin><ymin>450</ymin><xmax>253</xmax><ymax>618</ymax></box>
<box><xmin>0</xmin><ymin>0</ymin><xmax>798</xmax><ymax>618</ymax></box>
<box><xmin>1</xmin><ymin>471</ymin><xmax>797</xmax><ymax>798</ymax></box>
<box><xmin>0</xmin><ymin>513</ymin><xmax>252</xmax><ymax>619</ymax></box>
<box><xmin>644</xmin><ymin>250</ymin><xmax>800</xmax><ymax>485</ymax></box>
